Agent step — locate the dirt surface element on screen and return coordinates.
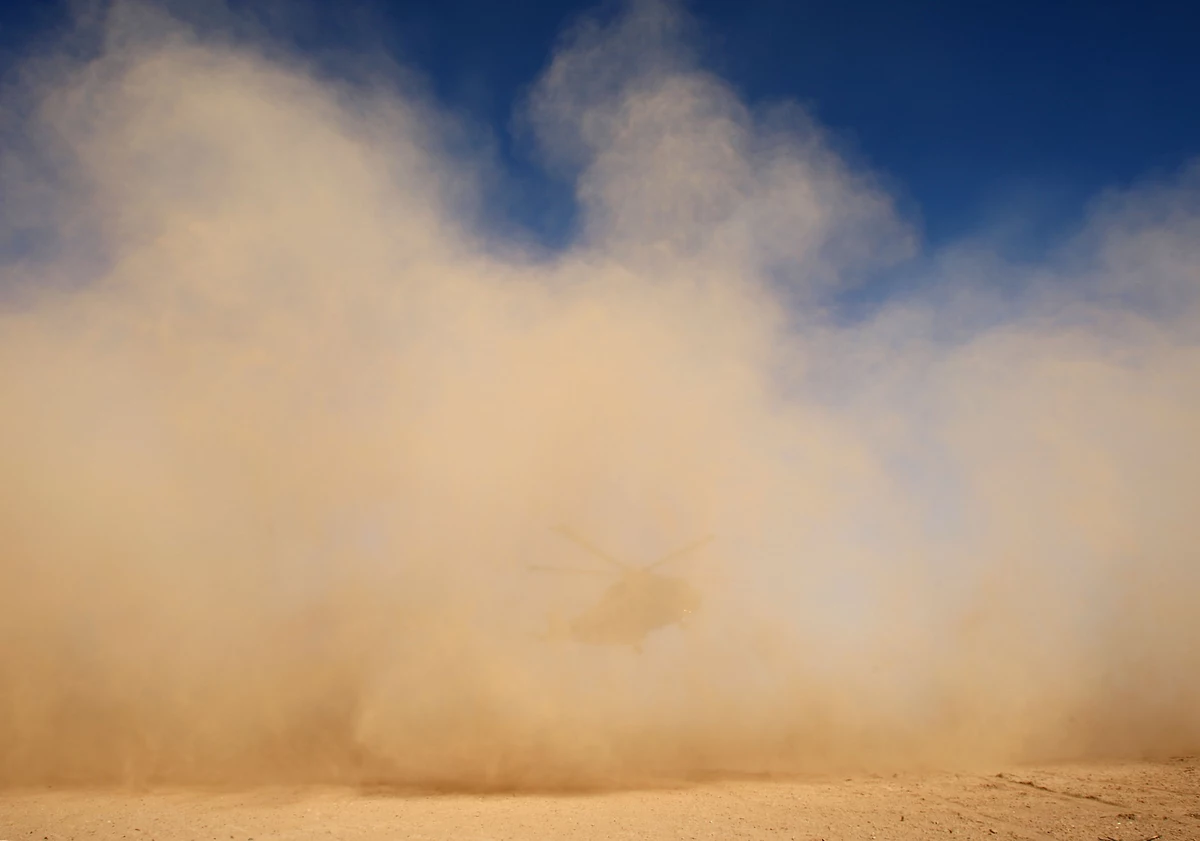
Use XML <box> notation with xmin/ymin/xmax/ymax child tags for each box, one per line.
<box><xmin>2</xmin><ymin>758</ymin><xmax>1196</xmax><ymax>841</ymax></box>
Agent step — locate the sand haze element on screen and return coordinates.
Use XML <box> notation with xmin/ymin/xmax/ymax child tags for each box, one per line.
<box><xmin>0</xmin><ymin>0</ymin><xmax>1198</xmax><ymax>790</ymax></box>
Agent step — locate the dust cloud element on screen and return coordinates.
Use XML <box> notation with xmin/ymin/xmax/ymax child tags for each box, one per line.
<box><xmin>1</xmin><ymin>0</ymin><xmax>1198</xmax><ymax>790</ymax></box>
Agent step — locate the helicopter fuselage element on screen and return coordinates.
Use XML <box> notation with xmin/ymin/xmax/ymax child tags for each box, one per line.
<box><xmin>532</xmin><ymin>528</ymin><xmax>712</xmax><ymax>650</ymax></box>
<box><xmin>566</xmin><ymin>570</ymin><xmax>701</xmax><ymax>646</ymax></box>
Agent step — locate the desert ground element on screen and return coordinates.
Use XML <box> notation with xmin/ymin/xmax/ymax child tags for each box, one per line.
<box><xmin>2</xmin><ymin>758</ymin><xmax>1196</xmax><ymax>841</ymax></box>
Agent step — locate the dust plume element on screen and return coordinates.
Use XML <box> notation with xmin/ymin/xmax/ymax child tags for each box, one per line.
<box><xmin>1</xmin><ymin>0</ymin><xmax>1197</xmax><ymax>789</ymax></box>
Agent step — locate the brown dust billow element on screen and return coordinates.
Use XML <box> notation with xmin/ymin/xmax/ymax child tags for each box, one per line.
<box><xmin>1</xmin><ymin>0</ymin><xmax>1198</xmax><ymax>791</ymax></box>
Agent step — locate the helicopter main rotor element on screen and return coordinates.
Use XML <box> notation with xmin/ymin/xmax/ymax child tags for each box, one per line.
<box><xmin>527</xmin><ymin>526</ymin><xmax>712</xmax><ymax>649</ymax></box>
<box><xmin>549</xmin><ymin>526</ymin><xmax>632</xmax><ymax>571</ymax></box>
<box><xmin>525</xmin><ymin>563</ymin><xmax>612</xmax><ymax>575</ymax></box>
<box><xmin>529</xmin><ymin>527</ymin><xmax>714</xmax><ymax>577</ymax></box>
<box><xmin>644</xmin><ymin>534</ymin><xmax>714</xmax><ymax>571</ymax></box>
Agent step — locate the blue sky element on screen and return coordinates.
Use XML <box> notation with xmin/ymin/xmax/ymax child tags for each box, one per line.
<box><xmin>2</xmin><ymin>0</ymin><xmax>1198</xmax><ymax>257</ymax></box>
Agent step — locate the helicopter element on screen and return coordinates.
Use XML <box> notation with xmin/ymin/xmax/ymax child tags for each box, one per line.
<box><xmin>529</xmin><ymin>527</ymin><xmax>712</xmax><ymax>652</ymax></box>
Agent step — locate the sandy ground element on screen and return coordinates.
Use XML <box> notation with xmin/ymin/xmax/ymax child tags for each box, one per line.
<box><xmin>2</xmin><ymin>758</ymin><xmax>1196</xmax><ymax>841</ymax></box>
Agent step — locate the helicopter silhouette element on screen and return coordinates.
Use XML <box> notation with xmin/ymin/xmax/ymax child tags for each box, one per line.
<box><xmin>529</xmin><ymin>527</ymin><xmax>712</xmax><ymax>652</ymax></box>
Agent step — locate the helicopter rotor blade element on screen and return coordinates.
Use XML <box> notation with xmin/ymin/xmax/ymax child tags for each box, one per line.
<box><xmin>644</xmin><ymin>534</ymin><xmax>714</xmax><ymax>570</ymax></box>
<box><xmin>527</xmin><ymin>564</ymin><xmax>611</xmax><ymax>575</ymax></box>
<box><xmin>550</xmin><ymin>526</ymin><xmax>631</xmax><ymax>571</ymax></box>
